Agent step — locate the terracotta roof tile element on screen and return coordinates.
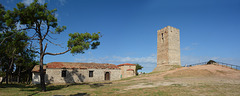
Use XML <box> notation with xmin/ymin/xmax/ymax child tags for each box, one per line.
<box><xmin>46</xmin><ymin>62</ymin><xmax>120</xmax><ymax>69</ymax></box>
<box><xmin>32</xmin><ymin>65</ymin><xmax>46</xmax><ymax>72</ymax></box>
<box><xmin>127</xmin><ymin>69</ymin><xmax>134</xmax><ymax>71</ymax></box>
<box><xmin>117</xmin><ymin>63</ymin><xmax>136</xmax><ymax>66</ymax></box>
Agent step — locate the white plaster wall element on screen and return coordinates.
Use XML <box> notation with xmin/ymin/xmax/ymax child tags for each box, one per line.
<box><xmin>32</xmin><ymin>73</ymin><xmax>40</xmax><ymax>84</ymax></box>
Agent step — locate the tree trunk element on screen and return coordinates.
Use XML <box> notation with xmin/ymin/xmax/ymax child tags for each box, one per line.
<box><xmin>39</xmin><ymin>39</ymin><xmax>46</xmax><ymax>91</ymax></box>
<box><xmin>5</xmin><ymin>72</ymin><xmax>8</xmax><ymax>84</ymax></box>
<box><xmin>17</xmin><ymin>66</ymin><xmax>21</xmax><ymax>83</ymax></box>
<box><xmin>5</xmin><ymin>49</ymin><xmax>16</xmax><ymax>84</ymax></box>
<box><xmin>10</xmin><ymin>73</ymin><xmax>12</xmax><ymax>84</ymax></box>
<box><xmin>5</xmin><ymin>59</ymin><xmax>11</xmax><ymax>84</ymax></box>
<box><xmin>27</xmin><ymin>69</ymin><xmax>32</xmax><ymax>84</ymax></box>
<box><xmin>40</xmin><ymin>54</ymin><xmax>46</xmax><ymax>91</ymax></box>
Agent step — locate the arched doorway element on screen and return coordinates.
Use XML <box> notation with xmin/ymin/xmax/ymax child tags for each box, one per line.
<box><xmin>105</xmin><ymin>72</ymin><xmax>110</xmax><ymax>80</ymax></box>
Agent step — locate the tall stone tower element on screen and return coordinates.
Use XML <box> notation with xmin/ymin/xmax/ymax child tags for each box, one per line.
<box><xmin>153</xmin><ymin>26</ymin><xmax>181</xmax><ymax>72</ymax></box>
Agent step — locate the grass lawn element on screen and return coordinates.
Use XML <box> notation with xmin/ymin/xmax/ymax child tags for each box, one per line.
<box><xmin>1</xmin><ymin>82</ymin><xmax>239</xmax><ymax>96</ymax></box>
<box><xmin>1</xmin><ymin>80</ymin><xmax>240</xmax><ymax>96</ymax></box>
<box><xmin>1</xmin><ymin>65</ymin><xmax>240</xmax><ymax>96</ymax></box>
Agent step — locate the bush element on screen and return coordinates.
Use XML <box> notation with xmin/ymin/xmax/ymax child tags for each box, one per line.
<box><xmin>207</xmin><ymin>60</ymin><xmax>216</xmax><ymax>64</ymax></box>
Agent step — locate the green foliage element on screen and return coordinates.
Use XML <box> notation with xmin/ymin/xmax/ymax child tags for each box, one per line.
<box><xmin>1</xmin><ymin>0</ymin><xmax>101</xmax><ymax>90</ymax></box>
<box><xmin>135</xmin><ymin>64</ymin><xmax>143</xmax><ymax>75</ymax></box>
<box><xmin>0</xmin><ymin>3</ymin><xmax>38</xmax><ymax>84</ymax></box>
<box><xmin>68</xmin><ymin>32</ymin><xmax>101</xmax><ymax>54</ymax></box>
<box><xmin>0</xmin><ymin>30</ymin><xmax>37</xmax><ymax>83</ymax></box>
<box><xmin>0</xmin><ymin>4</ymin><xmax>6</xmax><ymax>31</ymax></box>
<box><xmin>54</xmin><ymin>26</ymin><xmax>66</xmax><ymax>34</ymax></box>
<box><xmin>17</xmin><ymin>1</ymin><xmax>57</xmax><ymax>28</ymax></box>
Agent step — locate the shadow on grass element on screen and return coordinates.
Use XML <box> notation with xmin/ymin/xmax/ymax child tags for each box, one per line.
<box><xmin>65</xmin><ymin>82</ymin><xmax>112</xmax><ymax>88</ymax></box>
<box><xmin>20</xmin><ymin>84</ymin><xmax>69</xmax><ymax>92</ymax></box>
<box><xmin>89</xmin><ymin>82</ymin><xmax>112</xmax><ymax>88</ymax></box>
<box><xmin>53</xmin><ymin>92</ymin><xmax>89</xmax><ymax>96</ymax></box>
<box><xmin>0</xmin><ymin>82</ymin><xmax>112</xmax><ymax>95</ymax></box>
<box><xmin>0</xmin><ymin>83</ymin><xmax>36</xmax><ymax>88</ymax></box>
<box><xmin>70</xmin><ymin>93</ymin><xmax>89</xmax><ymax>96</ymax></box>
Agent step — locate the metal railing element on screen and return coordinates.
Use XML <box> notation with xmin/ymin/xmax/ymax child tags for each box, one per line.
<box><xmin>215</xmin><ymin>61</ymin><xmax>240</xmax><ymax>70</ymax></box>
<box><xmin>184</xmin><ymin>61</ymin><xmax>240</xmax><ymax>70</ymax></box>
<box><xmin>184</xmin><ymin>62</ymin><xmax>207</xmax><ymax>67</ymax></box>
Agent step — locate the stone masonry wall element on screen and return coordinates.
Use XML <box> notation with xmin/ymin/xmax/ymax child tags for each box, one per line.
<box><xmin>168</xmin><ymin>26</ymin><xmax>180</xmax><ymax>65</ymax></box>
<box><xmin>154</xmin><ymin>26</ymin><xmax>181</xmax><ymax>71</ymax></box>
<box><xmin>45</xmin><ymin>68</ymin><xmax>121</xmax><ymax>84</ymax></box>
<box><xmin>119</xmin><ymin>65</ymin><xmax>136</xmax><ymax>78</ymax></box>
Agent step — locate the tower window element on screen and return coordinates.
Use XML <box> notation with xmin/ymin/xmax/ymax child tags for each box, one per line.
<box><xmin>161</xmin><ymin>33</ymin><xmax>164</xmax><ymax>42</ymax></box>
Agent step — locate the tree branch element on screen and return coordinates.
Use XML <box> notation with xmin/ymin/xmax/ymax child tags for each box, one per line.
<box><xmin>47</xmin><ymin>34</ymin><xmax>57</xmax><ymax>40</ymax></box>
<box><xmin>0</xmin><ymin>27</ymin><xmax>36</xmax><ymax>44</ymax></box>
<box><xmin>44</xmin><ymin>48</ymin><xmax>71</xmax><ymax>55</ymax></box>
<box><xmin>27</xmin><ymin>49</ymin><xmax>40</xmax><ymax>54</ymax></box>
<box><xmin>29</xmin><ymin>33</ymin><xmax>38</xmax><ymax>39</ymax></box>
<box><xmin>0</xmin><ymin>33</ymin><xmax>15</xmax><ymax>45</ymax></box>
<box><xmin>45</xmin><ymin>38</ymin><xmax>63</xmax><ymax>48</ymax></box>
<box><xmin>43</xmin><ymin>43</ymin><xmax>47</xmax><ymax>53</ymax></box>
<box><xmin>42</xmin><ymin>21</ymin><xmax>49</xmax><ymax>40</ymax></box>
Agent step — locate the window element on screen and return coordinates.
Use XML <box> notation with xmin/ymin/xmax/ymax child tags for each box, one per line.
<box><xmin>161</xmin><ymin>33</ymin><xmax>164</xmax><ymax>42</ymax></box>
<box><xmin>89</xmin><ymin>71</ymin><xmax>93</xmax><ymax>77</ymax></box>
<box><xmin>62</xmin><ymin>70</ymin><xmax>66</xmax><ymax>77</ymax></box>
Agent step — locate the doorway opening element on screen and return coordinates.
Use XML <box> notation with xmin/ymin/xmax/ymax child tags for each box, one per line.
<box><xmin>105</xmin><ymin>72</ymin><xmax>110</xmax><ymax>80</ymax></box>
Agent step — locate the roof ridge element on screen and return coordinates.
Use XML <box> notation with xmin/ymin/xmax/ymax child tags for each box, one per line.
<box><xmin>46</xmin><ymin>62</ymin><xmax>120</xmax><ymax>69</ymax></box>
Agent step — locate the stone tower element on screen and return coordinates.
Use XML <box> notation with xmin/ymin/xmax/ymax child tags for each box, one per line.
<box><xmin>153</xmin><ymin>26</ymin><xmax>181</xmax><ymax>72</ymax></box>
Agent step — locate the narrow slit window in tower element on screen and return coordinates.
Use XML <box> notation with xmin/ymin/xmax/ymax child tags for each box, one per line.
<box><xmin>161</xmin><ymin>33</ymin><xmax>164</xmax><ymax>42</ymax></box>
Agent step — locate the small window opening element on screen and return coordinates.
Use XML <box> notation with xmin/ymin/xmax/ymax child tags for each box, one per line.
<box><xmin>161</xmin><ymin>33</ymin><xmax>164</xmax><ymax>42</ymax></box>
<box><xmin>89</xmin><ymin>71</ymin><xmax>93</xmax><ymax>77</ymax></box>
<box><xmin>62</xmin><ymin>70</ymin><xmax>66</xmax><ymax>77</ymax></box>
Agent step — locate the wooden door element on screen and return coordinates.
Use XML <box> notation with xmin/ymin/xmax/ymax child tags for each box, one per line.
<box><xmin>105</xmin><ymin>72</ymin><xmax>110</xmax><ymax>80</ymax></box>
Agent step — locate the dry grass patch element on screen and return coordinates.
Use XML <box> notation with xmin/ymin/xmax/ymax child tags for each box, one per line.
<box><xmin>1</xmin><ymin>65</ymin><xmax>240</xmax><ymax>96</ymax></box>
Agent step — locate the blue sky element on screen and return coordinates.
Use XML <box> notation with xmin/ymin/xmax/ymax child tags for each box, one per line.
<box><xmin>1</xmin><ymin>0</ymin><xmax>240</xmax><ymax>72</ymax></box>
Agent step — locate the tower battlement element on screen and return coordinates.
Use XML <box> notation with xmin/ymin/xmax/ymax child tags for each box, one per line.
<box><xmin>153</xmin><ymin>26</ymin><xmax>181</xmax><ymax>72</ymax></box>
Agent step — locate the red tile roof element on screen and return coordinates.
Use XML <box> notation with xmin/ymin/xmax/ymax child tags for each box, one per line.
<box><xmin>46</xmin><ymin>62</ymin><xmax>120</xmax><ymax>69</ymax></box>
<box><xmin>117</xmin><ymin>63</ymin><xmax>136</xmax><ymax>66</ymax></box>
<box><xmin>32</xmin><ymin>65</ymin><xmax>46</xmax><ymax>72</ymax></box>
<box><xmin>127</xmin><ymin>69</ymin><xmax>134</xmax><ymax>71</ymax></box>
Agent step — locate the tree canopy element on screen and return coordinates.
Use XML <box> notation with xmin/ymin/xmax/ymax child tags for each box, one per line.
<box><xmin>0</xmin><ymin>0</ymin><xmax>101</xmax><ymax>91</ymax></box>
<box><xmin>135</xmin><ymin>64</ymin><xmax>143</xmax><ymax>75</ymax></box>
<box><xmin>207</xmin><ymin>60</ymin><xmax>216</xmax><ymax>64</ymax></box>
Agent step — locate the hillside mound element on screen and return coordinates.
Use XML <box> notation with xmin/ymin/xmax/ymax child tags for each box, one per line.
<box><xmin>121</xmin><ymin>64</ymin><xmax>240</xmax><ymax>91</ymax></box>
<box><xmin>165</xmin><ymin>64</ymin><xmax>240</xmax><ymax>79</ymax></box>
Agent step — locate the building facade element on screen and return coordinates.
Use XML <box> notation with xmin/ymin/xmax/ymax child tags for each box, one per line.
<box><xmin>32</xmin><ymin>62</ymin><xmax>136</xmax><ymax>84</ymax></box>
<box><xmin>118</xmin><ymin>63</ymin><xmax>136</xmax><ymax>78</ymax></box>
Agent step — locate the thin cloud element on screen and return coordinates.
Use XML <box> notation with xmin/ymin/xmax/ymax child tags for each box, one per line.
<box><xmin>182</xmin><ymin>42</ymin><xmax>199</xmax><ymax>51</ymax></box>
<box><xmin>182</xmin><ymin>46</ymin><xmax>191</xmax><ymax>51</ymax></box>
<box><xmin>75</xmin><ymin>54</ymin><xmax>240</xmax><ymax>72</ymax></box>
<box><xmin>54</xmin><ymin>13</ymin><xmax>59</xmax><ymax>18</ymax></box>
<box><xmin>7</xmin><ymin>0</ymin><xmax>14</xmax><ymax>3</ymax></box>
<box><xmin>75</xmin><ymin>54</ymin><xmax>157</xmax><ymax>73</ymax></box>
<box><xmin>59</xmin><ymin>0</ymin><xmax>66</xmax><ymax>6</ymax></box>
<box><xmin>181</xmin><ymin>56</ymin><xmax>240</xmax><ymax>65</ymax></box>
<box><xmin>22</xmin><ymin>0</ymin><xmax>45</xmax><ymax>6</ymax></box>
<box><xmin>75</xmin><ymin>55</ymin><xmax>157</xmax><ymax>64</ymax></box>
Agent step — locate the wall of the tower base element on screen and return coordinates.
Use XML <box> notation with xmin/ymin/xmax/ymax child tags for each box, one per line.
<box><xmin>153</xmin><ymin>64</ymin><xmax>182</xmax><ymax>72</ymax></box>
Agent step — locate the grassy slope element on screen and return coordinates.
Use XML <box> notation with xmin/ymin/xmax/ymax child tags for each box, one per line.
<box><xmin>0</xmin><ymin>65</ymin><xmax>240</xmax><ymax>96</ymax></box>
